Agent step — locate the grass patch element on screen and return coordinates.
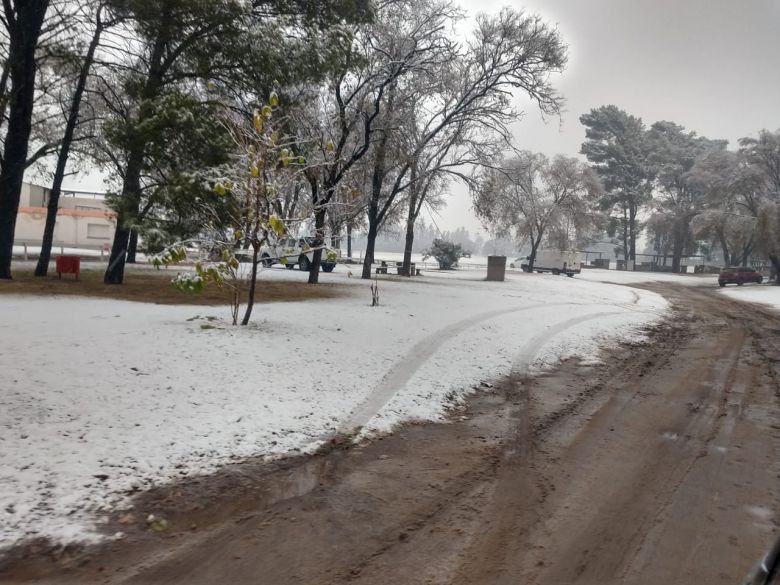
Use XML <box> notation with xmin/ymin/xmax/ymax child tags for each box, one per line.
<box><xmin>0</xmin><ymin>266</ymin><xmax>349</xmax><ymax>305</ymax></box>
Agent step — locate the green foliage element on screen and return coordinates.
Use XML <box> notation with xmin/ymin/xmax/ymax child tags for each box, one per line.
<box><xmin>150</xmin><ymin>245</ymin><xmax>187</xmax><ymax>269</ymax></box>
<box><xmin>153</xmin><ymin>245</ymin><xmax>239</xmax><ymax>297</ymax></box>
<box><xmin>424</xmin><ymin>239</ymin><xmax>463</xmax><ymax>270</ymax></box>
<box><xmin>147</xmin><ymin>89</ymin><xmax>304</xmax><ymax>324</ymax></box>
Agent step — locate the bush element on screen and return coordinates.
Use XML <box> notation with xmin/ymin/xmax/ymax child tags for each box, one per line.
<box><xmin>423</xmin><ymin>238</ymin><xmax>463</xmax><ymax>270</ymax></box>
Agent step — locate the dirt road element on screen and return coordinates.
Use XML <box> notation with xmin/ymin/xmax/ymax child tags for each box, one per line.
<box><xmin>3</xmin><ymin>284</ymin><xmax>780</xmax><ymax>584</ymax></box>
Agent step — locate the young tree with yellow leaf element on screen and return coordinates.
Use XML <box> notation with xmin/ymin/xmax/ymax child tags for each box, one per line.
<box><xmin>154</xmin><ymin>93</ymin><xmax>303</xmax><ymax>325</ymax></box>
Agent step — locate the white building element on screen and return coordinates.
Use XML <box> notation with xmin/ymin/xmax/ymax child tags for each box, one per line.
<box><xmin>15</xmin><ymin>182</ymin><xmax>116</xmax><ymax>249</ymax></box>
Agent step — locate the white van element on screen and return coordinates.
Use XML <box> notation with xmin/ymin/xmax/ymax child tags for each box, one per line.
<box><xmin>519</xmin><ymin>249</ymin><xmax>581</xmax><ymax>277</ymax></box>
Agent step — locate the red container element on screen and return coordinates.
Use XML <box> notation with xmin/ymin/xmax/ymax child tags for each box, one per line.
<box><xmin>55</xmin><ymin>255</ymin><xmax>80</xmax><ymax>280</ymax></box>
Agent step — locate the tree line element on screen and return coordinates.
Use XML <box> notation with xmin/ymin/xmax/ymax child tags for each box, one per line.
<box><xmin>3</xmin><ymin>1</ymin><xmax>775</xmax><ymax>297</ymax></box>
<box><xmin>0</xmin><ymin>0</ymin><xmax>568</xmax><ymax>292</ymax></box>
<box><xmin>471</xmin><ymin>105</ymin><xmax>780</xmax><ymax>277</ymax></box>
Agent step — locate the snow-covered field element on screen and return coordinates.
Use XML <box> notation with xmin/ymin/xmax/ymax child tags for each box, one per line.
<box><xmin>719</xmin><ymin>284</ymin><xmax>780</xmax><ymax>312</ymax></box>
<box><xmin>1</xmin><ymin>266</ymin><xmax>668</xmax><ymax>551</ymax></box>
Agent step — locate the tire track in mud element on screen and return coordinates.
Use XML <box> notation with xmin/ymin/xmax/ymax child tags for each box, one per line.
<box><xmin>510</xmin><ymin>311</ymin><xmax>623</xmax><ymax>373</ymax></box>
<box><xmin>340</xmin><ymin>303</ymin><xmax>555</xmax><ymax>433</ymax></box>
<box><xmin>615</xmin><ymin>331</ymin><xmax>747</xmax><ymax>583</ymax></box>
<box><xmin>342</xmin><ymin>303</ymin><xmax>652</xmax><ymax>434</ymax></box>
<box><xmin>517</xmin><ymin>286</ymin><xmax>780</xmax><ymax>585</ymax></box>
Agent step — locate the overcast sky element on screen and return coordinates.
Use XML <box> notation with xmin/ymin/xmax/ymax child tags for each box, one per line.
<box><xmin>433</xmin><ymin>0</ymin><xmax>780</xmax><ymax>237</ymax></box>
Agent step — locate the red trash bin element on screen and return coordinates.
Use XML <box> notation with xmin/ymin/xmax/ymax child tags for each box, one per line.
<box><xmin>55</xmin><ymin>255</ymin><xmax>80</xmax><ymax>280</ymax></box>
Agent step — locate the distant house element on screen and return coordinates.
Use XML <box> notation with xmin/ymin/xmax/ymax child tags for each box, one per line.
<box><xmin>15</xmin><ymin>182</ymin><xmax>116</xmax><ymax>249</ymax></box>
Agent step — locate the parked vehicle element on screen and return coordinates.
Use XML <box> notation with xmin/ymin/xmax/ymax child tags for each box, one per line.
<box><xmin>517</xmin><ymin>249</ymin><xmax>581</xmax><ymax>277</ymax></box>
<box><xmin>718</xmin><ymin>266</ymin><xmax>763</xmax><ymax>287</ymax></box>
<box><xmin>261</xmin><ymin>237</ymin><xmax>338</xmax><ymax>272</ymax></box>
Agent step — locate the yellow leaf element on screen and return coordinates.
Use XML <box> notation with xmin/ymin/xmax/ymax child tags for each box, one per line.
<box><xmin>269</xmin><ymin>215</ymin><xmax>285</xmax><ymax>236</ymax></box>
<box><xmin>253</xmin><ymin>110</ymin><xmax>263</xmax><ymax>132</ymax></box>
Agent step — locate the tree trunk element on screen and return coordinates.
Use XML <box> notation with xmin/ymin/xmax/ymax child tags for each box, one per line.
<box><xmin>527</xmin><ymin>232</ymin><xmax>543</xmax><ymax>271</ymax></box>
<box><xmin>621</xmin><ymin>205</ymin><xmax>629</xmax><ymax>270</ymax></box>
<box><xmin>0</xmin><ymin>58</ymin><xmax>11</xmax><ymax>131</ymax></box>
<box><xmin>307</xmin><ymin>206</ymin><xmax>327</xmax><ymax>284</ymax></box>
<box><xmin>35</xmin><ymin>11</ymin><xmax>104</xmax><ymax>277</ymax></box>
<box><xmin>0</xmin><ymin>0</ymin><xmax>50</xmax><ymax>279</ymax></box>
<box><xmin>769</xmin><ymin>254</ymin><xmax>780</xmax><ymax>285</ymax></box>
<box><xmin>716</xmin><ymin>228</ymin><xmax>730</xmax><ymax>267</ymax></box>
<box><xmin>240</xmin><ymin>245</ymin><xmax>259</xmax><ymax>325</ymax></box>
<box><xmin>126</xmin><ymin>229</ymin><xmax>138</xmax><ymax>263</ymax></box>
<box><xmin>360</xmin><ymin>84</ymin><xmax>394</xmax><ymax>280</ymax></box>
<box><xmin>401</xmin><ymin>222</ymin><xmax>414</xmax><ymax>277</ymax></box>
<box><xmin>104</xmin><ymin>152</ymin><xmax>143</xmax><ymax>284</ymax></box>
<box><xmin>361</xmin><ymin>206</ymin><xmax>378</xmax><ymax>279</ymax></box>
<box><xmin>628</xmin><ymin>202</ymin><xmax>637</xmax><ymax>264</ymax></box>
<box><xmin>346</xmin><ymin>224</ymin><xmax>352</xmax><ymax>258</ymax></box>
<box><xmin>400</xmin><ymin>163</ymin><xmax>420</xmax><ymax>277</ymax></box>
<box><xmin>103</xmin><ymin>12</ymin><xmax>169</xmax><ymax>284</ymax></box>
<box><xmin>671</xmin><ymin>218</ymin><xmax>686</xmax><ymax>273</ymax></box>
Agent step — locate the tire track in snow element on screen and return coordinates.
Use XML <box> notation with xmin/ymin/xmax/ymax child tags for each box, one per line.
<box><xmin>341</xmin><ymin>304</ymin><xmax>626</xmax><ymax>433</ymax></box>
<box><xmin>510</xmin><ymin>311</ymin><xmax>624</xmax><ymax>373</ymax></box>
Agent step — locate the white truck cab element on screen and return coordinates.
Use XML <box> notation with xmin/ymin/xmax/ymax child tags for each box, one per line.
<box><xmin>261</xmin><ymin>237</ymin><xmax>338</xmax><ymax>272</ymax></box>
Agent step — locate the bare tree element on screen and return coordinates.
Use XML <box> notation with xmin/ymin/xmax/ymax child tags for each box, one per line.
<box><xmin>296</xmin><ymin>0</ymin><xmax>456</xmax><ymax>284</ymax></box>
<box><xmin>35</xmin><ymin>2</ymin><xmax>118</xmax><ymax>276</ymax></box>
<box><xmin>360</xmin><ymin>6</ymin><xmax>568</xmax><ymax>279</ymax></box>
<box><xmin>688</xmin><ymin>149</ymin><xmax>763</xmax><ymax>267</ymax></box>
<box><xmin>473</xmin><ymin>152</ymin><xmax>602</xmax><ymax>271</ymax></box>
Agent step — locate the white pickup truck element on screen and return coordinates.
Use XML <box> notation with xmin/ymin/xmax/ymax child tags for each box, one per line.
<box><xmin>514</xmin><ymin>249</ymin><xmax>581</xmax><ymax>277</ymax></box>
<box><xmin>259</xmin><ymin>237</ymin><xmax>338</xmax><ymax>272</ymax></box>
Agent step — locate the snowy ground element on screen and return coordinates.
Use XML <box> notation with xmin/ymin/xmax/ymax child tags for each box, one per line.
<box><xmin>719</xmin><ymin>283</ymin><xmax>780</xmax><ymax>312</ymax></box>
<box><xmin>575</xmin><ymin>267</ymin><xmax>714</xmax><ymax>287</ymax></box>
<box><xmin>1</xmin><ymin>265</ymin><xmax>669</xmax><ymax>551</ymax></box>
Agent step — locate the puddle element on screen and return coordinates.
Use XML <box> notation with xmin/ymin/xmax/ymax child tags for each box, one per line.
<box><xmin>263</xmin><ymin>458</ymin><xmax>329</xmax><ymax>503</ymax></box>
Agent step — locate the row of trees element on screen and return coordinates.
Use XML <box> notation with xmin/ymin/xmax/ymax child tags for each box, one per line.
<box><xmin>348</xmin><ymin>222</ymin><xmax>510</xmax><ymax>258</ymax></box>
<box><xmin>469</xmin><ymin>105</ymin><xmax>780</xmax><ymax>277</ymax></box>
<box><xmin>578</xmin><ymin>106</ymin><xmax>780</xmax><ymax>275</ymax></box>
<box><xmin>0</xmin><ymin>0</ymin><xmax>569</xmax><ymax>294</ymax></box>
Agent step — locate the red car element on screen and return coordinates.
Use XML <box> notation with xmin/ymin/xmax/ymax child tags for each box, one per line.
<box><xmin>718</xmin><ymin>266</ymin><xmax>763</xmax><ymax>287</ymax></box>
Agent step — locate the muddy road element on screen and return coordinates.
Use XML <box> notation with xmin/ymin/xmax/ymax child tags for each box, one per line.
<box><xmin>4</xmin><ymin>284</ymin><xmax>780</xmax><ymax>584</ymax></box>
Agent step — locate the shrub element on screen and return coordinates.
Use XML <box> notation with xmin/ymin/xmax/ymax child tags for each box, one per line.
<box><xmin>423</xmin><ymin>238</ymin><xmax>463</xmax><ymax>270</ymax></box>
